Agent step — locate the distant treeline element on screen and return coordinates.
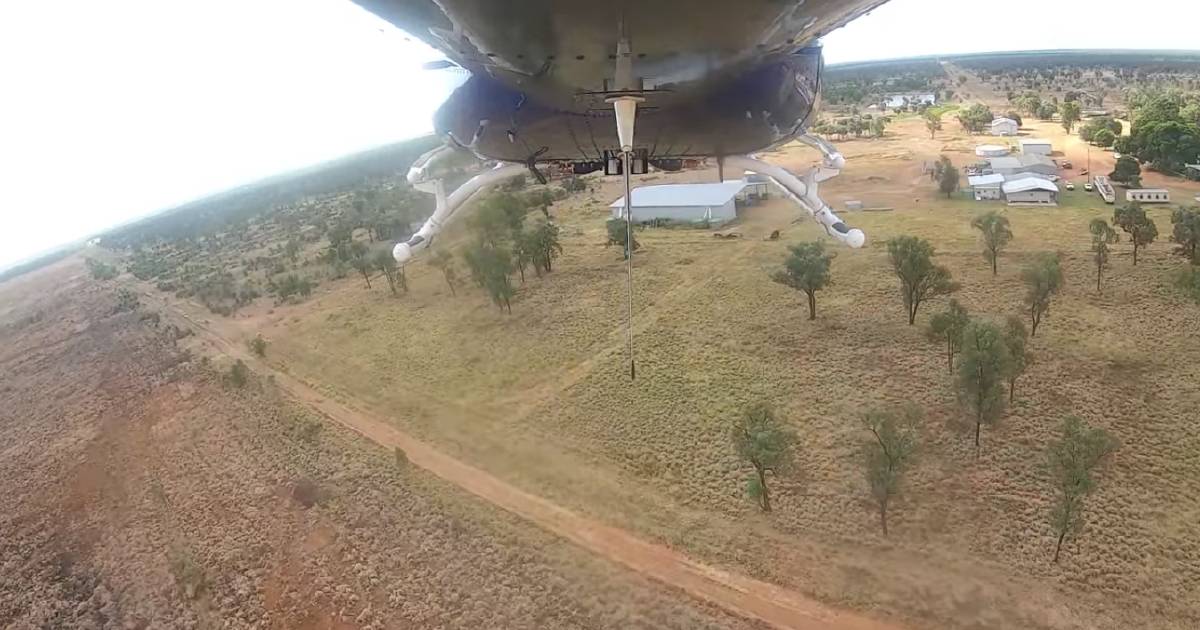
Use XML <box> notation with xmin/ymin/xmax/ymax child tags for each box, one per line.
<box><xmin>0</xmin><ymin>245</ymin><xmax>77</xmax><ymax>285</ymax></box>
<box><xmin>950</xmin><ymin>50</ymin><xmax>1200</xmax><ymax>73</ymax></box>
<box><xmin>103</xmin><ymin>135</ymin><xmax>441</xmax><ymax>248</ymax></box>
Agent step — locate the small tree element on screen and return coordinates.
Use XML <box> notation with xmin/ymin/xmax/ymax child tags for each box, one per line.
<box><xmin>1001</xmin><ymin>316</ymin><xmax>1031</xmax><ymax>404</ymax></box>
<box><xmin>1022</xmin><ymin>253</ymin><xmax>1064</xmax><ymax>337</ymax></box>
<box><xmin>1109</xmin><ymin>156</ymin><xmax>1141</xmax><ymax>188</ymax></box>
<box><xmin>1089</xmin><ymin>219</ymin><xmax>1119</xmax><ymax>293</ymax></box>
<box><xmin>605</xmin><ymin>218</ymin><xmax>640</xmax><ymax>259</ymax></box>
<box><xmin>373</xmin><ymin>248</ymin><xmax>404</xmax><ymax>296</ymax></box>
<box><xmin>970</xmin><ymin>211</ymin><xmax>1013</xmax><ymax>275</ymax></box>
<box><xmin>1092</xmin><ymin>128</ymin><xmax>1116</xmax><ymax>149</ymax></box>
<box><xmin>1046</xmin><ymin>416</ymin><xmax>1119</xmax><ymax>563</ymax></box>
<box><xmin>957</xmin><ymin>320</ymin><xmax>1012</xmax><ymax>453</ymax></box>
<box><xmin>428</xmin><ymin>249</ymin><xmax>459</xmax><ymax>296</ymax></box>
<box><xmin>1170</xmin><ymin>207</ymin><xmax>1200</xmax><ymax>264</ymax></box>
<box><xmin>927</xmin><ymin>299</ymin><xmax>970</xmax><ymax>374</ymax></box>
<box><xmin>1037</xmin><ymin>102</ymin><xmax>1058</xmax><ymax>121</ymax></box>
<box><xmin>1059</xmin><ymin>101</ymin><xmax>1082</xmax><ymax>133</ymax></box>
<box><xmin>1112</xmin><ymin>203</ymin><xmax>1157</xmax><ymax>265</ymax></box>
<box><xmin>887</xmin><ymin>236</ymin><xmax>960</xmax><ymax>325</ymax></box>
<box><xmin>924</xmin><ymin>111</ymin><xmax>943</xmax><ymax>139</ymax></box>
<box><xmin>860</xmin><ymin>406</ymin><xmax>919</xmax><ymax>536</ymax></box>
<box><xmin>730</xmin><ymin>403</ymin><xmax>795</xmax><ymax>512</ymax></box>
<box><xmin>935</xmin><ymin>155</ymin><xmax>959</xmax><ymax>198</ymax></box>
<box><xmin>771</xmin><ymin>241</ymin><xmax>834</xmax><ymax>320</ymax></box>
<box><xmin>248</xmin><ymin>335</ymin><xmax>268</xmax><ymax>358</ymax></box>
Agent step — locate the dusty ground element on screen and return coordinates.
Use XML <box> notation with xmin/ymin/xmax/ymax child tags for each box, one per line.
<box><xmin>215</xmin><ymin>118</ymin><xmax>1200</xmax><ymax>629</ymax></box>
<box><xmin>0</xmin><ymin>257</ymin><xmax>772</xmax><ymax>630</ymax></box>
<box><xmin>7</xmin><ymin>67</ymin><xmax>1200</xmax><ymax>630</ymax></box>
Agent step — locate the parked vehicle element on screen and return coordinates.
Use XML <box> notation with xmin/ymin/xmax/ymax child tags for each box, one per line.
<box><xmin>1066</xmin><ymin>182</ymin><xmax>1076</xmax><ymax>191</ymax></box>
<box><xmin>1062</xmin><ymin>160</ymin><xmax>1073</xmax><ymax>169</ymax></box>
<box><xmin>1085</xmin><ymin>182</ymin><xmax>1094</xmax><ymax>192</ymax></box>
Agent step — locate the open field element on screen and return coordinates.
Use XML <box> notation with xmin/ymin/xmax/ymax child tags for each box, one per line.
<box><xmin>5</xmin><ymin>58</ymin><xmax>1200</xmax><ymax>630</ymax></box>
<box><xmin>0</xmin><ymin>258</ymin><xmax>771</xmax><ymax>630</ymax></box>
<box><xmin>201</xmin><ymin>117</ymin><xmax>1200</xmax><ymax>629</ymax></box>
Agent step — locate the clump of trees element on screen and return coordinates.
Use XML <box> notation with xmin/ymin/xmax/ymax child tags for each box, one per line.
<box><xmin>1080</xmin><ymin>117</ymin><xmax>1123</xmax><ymax>144</ymax></box>
<box><xmin>86</xmin><ymin>258</ymin><xmax>119</xmax><ymax>280</ymax></box>
<box><xmin>730</xmin><ymin>403</ymin><xmax>795</xmax><ymax>512</ymax></box>
<box><xmin>924</xmin><ymin>111</ymin><xmax>943</xmax><ymax>139</ymax></box>
<box><xmin>771</xmin><ymin>241</ymin><xmax>834</xmax><ymax>320</ymax></box>
<box><xmin>859</xmin><ymin>406</ymin><xmax>919</xmax><ymax>536</ymax></box>
<box><xmin>373</xmin><ymin>248</ymin><xmax>405</xmax><ymax>296</ymax></box>
<box><xmin>934</xmin><ymin>156</ymin><xmax>960</xmax><ymax>198</ymax></box>
<box><xmin>113</xmin><ymin>287</ymin><xmax>140</xmax><ymax>313</ymax></box>
<box><xmin>887</xmin><ymin>236</ymin><xmax>959</xmax><ymax>325</ymax></box>
<box><xmin>1046</xmin><ymin>416</ymin><xmax>1118</xmax><ymax>563</ymax></box>
<box><xmin>1117</xmin><ymin>91</ymin><xmax>1200</xmax><ymax>174</ymax></box>
<box><xmin>1109</xmin><ymin>156</ymin><xmax>1142</xmax><ymax>188</ymax></box>
<box><xmin>1022</xmin><ymin>253</ymin><xmax>1064</xmax><ymax>336</ymax></box>
<box><xmin>457</xmin><ymin>192</ymin><xmax>566</xmax><ymax>313</ymax></box>
<box><xmin>956</xmin><ymin>103</ymin><xmax>994</xmax><ymax>134</ymax></box>
<box><xmin>971</xmin><ymin>211</ymin><xmax>1013</xmax><ymax>275</ymax></box>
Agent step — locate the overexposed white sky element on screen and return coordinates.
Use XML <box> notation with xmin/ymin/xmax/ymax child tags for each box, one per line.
<box><xmin>1</xmin><ymin>0</ymin><xmax>1196</xmax><ymax>269</ymax></box>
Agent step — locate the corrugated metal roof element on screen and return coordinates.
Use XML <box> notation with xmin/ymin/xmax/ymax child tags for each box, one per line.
<box><xmin>969</xmin><ymin>174</ymin><xmax>1006</xmax><ymax>187</ymax></box>
<box><xmin>1002</xmin><ymin>177</ymin><xmax>1058</xmax><ymax>194</ymax></box>
<box><xmin>609</xmin><ymin>181</ymin><xmax>747</xmax><ymax>208</ymax></box>
<box><xmin>989</xmin><ymin>155</ymin><xmax>1056</xmax><ymax>169</ymax></box>
<box><xmin>991</xmin><ymin>117</ymin><xmax>1018</xmax><ymax>126</ymax></box>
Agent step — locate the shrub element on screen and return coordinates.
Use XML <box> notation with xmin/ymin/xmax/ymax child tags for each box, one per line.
<box><xmin>248</xmin><ymin>334</ymin><xmax>268</xmax><ymax>357</ymax></box>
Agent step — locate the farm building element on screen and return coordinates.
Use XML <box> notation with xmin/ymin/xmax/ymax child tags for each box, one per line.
<box><xmin>990</xmin><ymin>118</ymin><xmax>1019</xmax><ymax>136</ymax></box>
<box><xmin>1126</xmin><ymin>189</ymin><xmax>1171</xmax><ymax>203</ymax></box>
<box><xmin>975</xmin><ymin>144</ymin><xmax>1010</xmax><ymax>158</ymax></box>
<box><xmin>1003</xmin><ymin>177</ymin><xmax>1058</xmax><ymax>205</ymax></box>
<box><xmin>1019</xmin><ymin>139</ymin><xmax>1053</xmax><ymax>156</ymax></box>
<box><xmin>987</xmin><ymin>155</ymin><xmax>1058</xmax><ymax>178</ymax></box>
<box><xmin>968</xmin><ymin>173</ymin><xmax>1005</xmax><ymax>200</ymax></box>
<box><xmin>609</xmin><ymin>180</ymin><xmax>747</xmax><ymax>225</ymax></box>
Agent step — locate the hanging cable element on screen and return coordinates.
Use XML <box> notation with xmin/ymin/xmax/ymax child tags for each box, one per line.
<box><xmin>623</xmin><ymin>150</ymin><xmax>636</xmax><ymax>380</ymax></box>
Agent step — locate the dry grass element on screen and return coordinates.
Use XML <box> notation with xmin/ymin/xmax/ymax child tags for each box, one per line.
<box><xmin>255</xmin><ymin>118</ymin><xmax>1200</xmax><ymax>629</ymax></box>
<box><xmin>0</xmin><ymin>258</ymin><xmax>762</xmax><ymax>630</ymax></box>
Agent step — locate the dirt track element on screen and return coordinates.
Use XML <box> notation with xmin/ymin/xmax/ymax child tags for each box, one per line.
<box><xmin>149</xmin><ymin>290</ymin><xmax>901</xmax><ymax>630</ymax></box>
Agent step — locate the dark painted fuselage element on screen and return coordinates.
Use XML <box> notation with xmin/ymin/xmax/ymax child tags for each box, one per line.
<box><xmin>353</xmin><ymin>0</ymin><xmax>889</xmax><ymax>162</ymax></box>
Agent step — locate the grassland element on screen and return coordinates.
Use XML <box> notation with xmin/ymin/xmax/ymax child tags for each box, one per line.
<box><xmin>222</xmin><ymin>116</ymin><xmax>1200</xmax><ymax>630</ymax></box>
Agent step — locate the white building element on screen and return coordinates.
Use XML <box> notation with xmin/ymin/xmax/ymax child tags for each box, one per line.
<box><xmin>882</xmin><ymin>93</ymin><xmax>936</xmax><ymax>109</ymax></box>
<box><xmin>987</xmin><ymin>155</ymin><xmax>1058</xmax><ymax>178</ymax></box>
<box><xmin>1003</xmin><ymin>177</ymin><xmax>1059</xmax><ymax>205</ymax></box>
<box><xmin>975</xmin><ymin>144</ymin><xmax>1010</xmax><ymax>158</ymax></box>
<box><xmin>990</xmin><ymin>118</ymin><xmax>1019</xmax><ymax>136</ymax></box>
<box><xmin>610</xmin><ymin>180</ymin><xmax>747</xmax><ymax>225</ymax></box>
<box><xmin>1019</xmin><ymin>139</ymin><xmax>1053</xmax><ymax>156</ymax></box>
<box><xmin>1126</xmin><ymin>189</ymin><xmax>1171</xmax><ymax>203</ymax></box>
<box><xmin>968</xmin><ymin>173</ymin><xmax>1006</xmax><ymax>200</ymax></box>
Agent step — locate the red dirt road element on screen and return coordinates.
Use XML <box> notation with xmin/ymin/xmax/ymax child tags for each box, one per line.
<box><xmin>165</xmin><ymin>297</ymin><xmax>902</xmax><ymax>630</ymax></box>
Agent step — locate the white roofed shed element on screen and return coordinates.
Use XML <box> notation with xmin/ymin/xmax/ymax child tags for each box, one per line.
<box><xmin>610</xmin><ymin>181</ymin><xmax>747</xmax><ymax>225</ymax></box>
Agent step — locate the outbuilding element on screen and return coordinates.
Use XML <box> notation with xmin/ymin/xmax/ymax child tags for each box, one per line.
<box><xmin>968</xmin><ymin>173</ymin><xmax>1005</xmax><ymax>201</ymax></box>
<box><xmin>1003</xmin><ymin>177</ymin><xmax>1059</xmax><ymax>205</ymax></box>
<box><xmin>987</xmin><ymin>155</ymin><xmax>1058</xmax><ymax>178</ymax></box>
<box><xmin>1126</xmin><ymin>189</ymin><xmax>1171</xmax><ymax>203</ymax></box>
<box><xmin>975</xmin><ymin>144</ymin><xmax>1010</xmax><ymax>158</ymax></box>
<box><xmin>1019</xmin><ymin>139</ymin><xmax>1053</xmax><ymax>156</ymax></box>
<box><xmin>610</xmin><ymin>180</ymin><xmax>747</xmax><ymax>225</ymax></box>
<box><xmin>990</xmin><ymin>118</ymin><xmax>1019</xmax><ymax>136</ymax></box>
